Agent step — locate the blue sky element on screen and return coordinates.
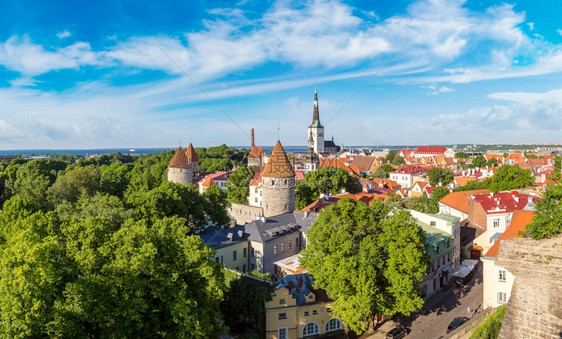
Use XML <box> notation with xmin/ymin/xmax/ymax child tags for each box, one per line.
<box><xmin>1</xmin><ymin>0</ymin><xmax>562</xmax><ymax>149</ymax></box>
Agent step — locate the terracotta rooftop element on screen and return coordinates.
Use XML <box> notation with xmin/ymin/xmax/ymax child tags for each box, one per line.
<box><xmin>248</xmin><ymin>145</ymin><xmax>264</xmax><ymax>159</ymax></box>
<box><xmin>262</xmin><ymin>141</ymin><xmax>295</xmax><ymax>177</ymax></box>
<box><xmin>200</xmin><ymin>171</ymin><xmax>231</xmax><ymax>187</ymax></box>
<box><xmin>439</xmin><ymin>189</ymin><xmax>491</xmax><ymax>214</ymax></box>
<box><xmin>415</xmin><ymin>146</ymin><xmax>446</xmax><ymax>154</ymax></box>
<box><xmin>185</xmin><ymin>143</ymin><xmax>199</xmax><ymax>162</ymax></box>
<box><xmin>349</xmin><ymin>156</ymin><xmax>375</xmax><ymax>172</ymax></box>
<box><xmin>390</xmin><ymin>165</ymin><xmax>428</xmax><ymax>175</ymax></box>
<box><xmin>168</xmin><ymin>147</ymin><xmax>191</xmax><ymax>169</ymax></box>
<box><xmin>484</xmin><ymin>210</ymin><xmax>535</xmax><ymax>257</ymax></box>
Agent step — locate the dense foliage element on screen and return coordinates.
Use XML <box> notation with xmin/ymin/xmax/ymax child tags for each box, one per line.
<box><xmin>226</xmin><ymin>166</ymin><xmax>254</xmax><ymax>204</ymax></box>
<box><xmin>301</xmin><ymin>198</ymin><xmax>429</xmax><ymax>333</ymax></box>
<box><xmin>0</xmin><ymin>152</ymin><xmax>232</xmax><ymax>337</ymax></box>
<box><xmin>525</xmin><ymin>183</ymin><xmax>562</xmax><ymax>240</ymax></box>
<box><xmin>427</xmin><ymin>168</ymin><xmax>454</xmax><ymax>186</ymax></box>
<box><xmin>195</xmin><ymin>145</ymin><xmax>249</xmax><ymax>173</ymax></box>
<box><xmin>295</xmin><ymin>167</ymin><xmax>361</xmax><ymax>210</ymax></box>
<box><xmin>489</xmin><ymin>165</ymin><xmax>534</xmax><ymax>193</ymax></box>
<box><xmin>372</xmin><ymin>164</ymin><xmax>395</xmax><ymax>178</ymax></box>
<box><xmin>469</xmin><ymin>305</ymin><xmax>506</xmax><ymax>339</ymax></box>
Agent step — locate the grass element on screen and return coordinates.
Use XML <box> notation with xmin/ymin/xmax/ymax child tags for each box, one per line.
<box><xmin>469</xmin><ymin>305</ymin><xmax>507</xmax><ymax>339</ymax></box>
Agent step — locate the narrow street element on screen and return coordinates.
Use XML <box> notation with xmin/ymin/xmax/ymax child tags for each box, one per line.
<box><xmin>368</xmin><ymin>262</ymin><xmax>483</xmax><ymax>339</ymax></box>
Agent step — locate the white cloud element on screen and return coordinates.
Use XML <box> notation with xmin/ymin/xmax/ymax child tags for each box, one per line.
<box><xmin>0</xmin><ymin>35</ymin><xmax>107</xmax><ymax>77</ymax></box>
<box><xmin>0</xmin><ymin>120</ymin><xmax>26</xmax><ymax>141</ymax></box>
<box><xmin>421</xmin><ymin>83</ymin><xmax>455</xmax><ymax>95</ymax></box>
<box><xmin>527</xmin><ymin>22</ymin><xmax>534</xmax><ymax>31</ymax></box>
<box><xmin>557</xmin><ymin>29</ymin><xmax>562</xmax><ymax>36</ymax></box>
<box><xmin>57</xmin><ymin>30</ymin><xmax>71</xmax><ymax>39</ymax></box>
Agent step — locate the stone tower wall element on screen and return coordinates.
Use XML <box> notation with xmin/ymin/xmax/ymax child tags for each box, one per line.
<box><xmin>496</xmin><ymin>234</ymin><xmax>562</xmax><ymax>339</ymax></box>
<box><xmin>262</xmin><ymin>176</ymin><xmax>295</xmax><ymax>218</ymax></box>
<box><xmin>189</xmin><ymin>161</ymin><xmax>199</xmax><ymax>172</ymax></box>
<box><xmin>167</xmin><ymin>167</ymin><xmax>193</xmax><ymax>186</ymax></box>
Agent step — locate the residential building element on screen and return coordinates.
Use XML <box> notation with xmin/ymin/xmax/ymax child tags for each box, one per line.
<box><xmin>413</xmin><ymin>146</ymin><xmax>447</xmax><ymax>158</ymax></box>
<box><xmin>409</xmin><ymin>181</ymin><xmax>429</xmax><ymax>198</ymax></box>
<box><xmin>480</xmin><ymin>210</ymin><xmax>535</xmax><ymax>309</ymax></box>
<box><xmin>438</xmin><ymin>189</ymin><xmax>491</xmax><ymax>219</ymax></box>
<box><xmin>249</xmin><ymin>173</ymin><xmax>263</xmax><ymax>208</ymax></box>
<box><xmin>198</xmin><ymin>171</ymin><xmax>231</xmax><ymax>193</ymax></box>
<box><xmin>199</xmin><ymin>225</ymin><xmax>251</xmax><ymax>273</ymax></box>
<box><xmin>266</xmin><ymin>274</ymin><xmax>343</xmax><ymax>339</ymax></box>
<box><xmin>389</xmin><ymin>165</ymin><xmax>427</xmax><ymax>189</ymax></box>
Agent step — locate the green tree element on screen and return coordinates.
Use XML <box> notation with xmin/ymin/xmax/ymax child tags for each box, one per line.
<box><xmin>487</xmin><ymin>157</ymin><xmax>498</xmax><ymax>167</ymax></box>
<box><xmin>202</xmin><ymin>185</ymin><xmax>231</xmax><ymax>227</ymax></box>
<box><xmin>373</xmin><ymin>164</ymin><xmax>395</xmax><ymax>179</ymax></box>
<box><xmin>11</xmin><ymin>160</ymin><xmax>56</xmax><ymax>210</ymax></box>
<box><xmin>525</xmin><ymin>183</ymin><xmax>562</xmax><ymax>240</ymax></box>
<box><xmin>301</xmin><ymin>198</ymin><xmax>428</xmax><ymax>333</ymax></box>
<box><xmin>100</xmin><ymin>163</ymin><xmax>131</xmax><ymax>198</ymax></box>
<box><xmin>391</xmin><ymin>155</ymin><xmax>406</xmax><ymax>167</ymax></box>
<box><xmin>427</xmin><ymin>187</ymin><xmax>450</xmax><ymax>214</ymax></box>
<box><xmin>226</xmin><ymin>166</ymin><xmax>254</xmax><ymax>204</ymax></box>
<box><xmin>455</xmin><ymin>152</ymin><xmax>469</xmax><ymax>159</ymax></box>
<box><xmin>295</xmin><ymin>167</ymin><xmax>361</xmax><ymax>210</ymax></box>
<box><xmin>471</xmin><ymin>155</ymin><xmax>487</xmax><ymax>168</ymax></box>
<box><xmin>427</xmin><ymin>168</ymin><xmax>454</xmax><ymax>186</ymax></box>
<box><xmin>47</xmin><ymin>166</ymin><xmax>100</xmax><ymax>206</ymax></box>
<box><xmin>385</xmin><ymin>151</ymin><xmax>396</xmax><ymax>164</ymax></box>
<box><xmin>489</xmin><ymin>165</ymin><xmax>534</xmax><ymax>193</ymax></box>
<box><xmin>470</xmin><ymin>305</ymin><xmax>506</xmax><ymax>339</ymax></box>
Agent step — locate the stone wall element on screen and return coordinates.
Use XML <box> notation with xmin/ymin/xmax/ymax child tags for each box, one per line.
<box><xmin>228</xmin><ymin>203</ymin><xmax>263</xmax><ymax>225</ymax></box>
<box><xmin>167</xmin><ymin>167</ymin><xmax>193</xmax><ymax>185</ymax></box>
<box><xmin>262</xmin><ymin>176</ymin><xmax>295</xmax><ymax>218</ymax></box>
<box><xmin>496</xmin><ymin>234</ymin><xmax>562</xmax><ymax>338</ymax></box>
<box><xmin>445</xmin><ymin>306</ymin><xmax>495</xmax><ymax>339</ymax></box>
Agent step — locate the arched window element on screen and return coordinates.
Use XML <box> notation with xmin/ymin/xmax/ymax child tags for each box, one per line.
<box><xmin>302</xmin><ymin>322</ymin><xmax>320</xmax><ymax>337</ymax></box>
<box><xmin>326</xmin><ymin>318</ymin><xmax>342</xmax><ymax>332</ymax></box>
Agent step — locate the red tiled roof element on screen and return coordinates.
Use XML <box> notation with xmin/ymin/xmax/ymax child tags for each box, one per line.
<box><xmin>200</xmin><ymin>171</ymin><xmax>231</xmax><ymax>187</ymax></box>
<box><xmin>185</xmin><ymin>143</ymin><xmax>199</xmax><ymax>162</ymax></box>
<box><xmin>349</xmin><ymin>156</ymin><xmax>375</xmax><ymax>172</ymax></box>
<box><xmin>472</xmin><ymin>191</ymin><xmax>537</xmax><ymax>214</ymax></box>
<box><xmin>249</xmin><ymin>173</ymin><xmax>262</xmax><ymax>186</ymax></box>
<box><xmin>248</xmin><ymin>145</ymin><xmax>264</xmax><ymax>159</ymax></box>
<box><xmin>169</xmin><ymin>147</ymin><xmax>191</xmax><ymax>169</ymax></box>
<box><xmin>485</xmin><ymin>210</ymin><xmax>535</xmax><ymax>257</ymax></box>
<box><xmin>262</xmin><ymin>141</ymin><xmax>295</xmax><ymax>177</ymax></box>
<box><xmin>390</xmin><ymin>165</ymin><xmax>427</xmax><ymax>175</ymax></box>
<box><xmin>415</xmin><ymin>146</ymin><xmax>446</xmax><ymax>154</ymax></box>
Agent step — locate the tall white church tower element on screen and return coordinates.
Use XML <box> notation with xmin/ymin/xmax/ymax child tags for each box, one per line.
<box><xmin>308</xmin><ymin>85</ymin><xmax>324</xmax><ymax>154</ymax></box>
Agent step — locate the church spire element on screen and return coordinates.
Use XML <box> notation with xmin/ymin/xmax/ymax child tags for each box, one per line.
<box><xmin>310</xmin><ymin>84</ymin><xmax>322</xmax><ymax>128</ymax></box>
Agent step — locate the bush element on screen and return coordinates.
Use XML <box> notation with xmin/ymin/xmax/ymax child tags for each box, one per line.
<box><xmin>469</xmin><ymin>305</ymin><xmax>507</xmax><ymax>339</ymax></box>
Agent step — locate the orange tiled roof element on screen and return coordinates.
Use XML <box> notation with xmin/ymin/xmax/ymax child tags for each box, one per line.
<box><xmin>248</xmin><ymin>145</ymin><xmax>264</xmax><ymax>159</ymax></box>
<box><xmin>485</xmin><ymin>154</ymin><xmax>503</xmax><ymax>162</ymax></box>
<box><xmin>454</xmin><ymin>176</ymin><xmax>477</xmax><ymax>186</ymax></box>
<box><xmin>485</xmin><ymin>210</ymin><xmax>535</xmax><ymax>257</ymax></box>
<box><xmin>439</xmin><ymin>189</ymin><xmax>490</xmax><ymax>214</ymax></box>
<box><xmin>185</xmin><ymin>143</ymin><xmax>199</xmax><ymax>162</ymax></box>
<box><xmin>349</xmin><ymin>156</ymin><xmax>375</xmax><ymax>173</ymax></box>
<box><xmin>320</xmin><ymin>157</ymin><xmax>356</xmax><ymax>175</ymax></box>
<box><xmin>169</xmin><ymin>147</ymin><xmax>191</xmax><ymax>169</ymax></box>
<box><xmin>262</xmin><ymin>141</ymin><xmax>295</xmax><ymax>177</ymax></box>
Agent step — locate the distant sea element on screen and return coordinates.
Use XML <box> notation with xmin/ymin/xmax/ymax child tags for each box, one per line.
<box><xmin>0</xmin><ymin>146</ymin><xmax>400</xmax><ymax>157</ymax></box>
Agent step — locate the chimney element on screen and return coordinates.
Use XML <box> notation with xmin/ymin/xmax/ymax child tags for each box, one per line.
<box><xmin>304</xmin><ymin>211</ymin><xmax>309</xmax><ymax>218</ymax></box>
<box><xmin>251</xmin><ymin>128</ymin><xmax>255</xmax><ymax>147</ymax></box>
<box><xmin>527</xmin><ymin>196</ymin><xmax>533</xmax><ymax>203</ymax></box>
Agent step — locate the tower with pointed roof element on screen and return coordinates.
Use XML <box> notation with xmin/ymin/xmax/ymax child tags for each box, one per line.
<box><xmin>185</xmin><ymin>143</ymin><xmax>199</xmax><ymax>172</ymax></box>
<box><xmin>248</xmin><ymin>128</ymin><xmax>265</xmax><ymax>170</ymax></box>
<box><xmin>168</xmin><ymin>146</ymin><xmax>193</xmax><ymax>185</ymax></box>
<box><xmin>308</xmin><ymin>85</ymin><xmax>325</xmax><ymax>154</ymax></box>
<box><xmin>261</xmin><ymin>141</ymin><xmax>296</xmax><ymax>217</ymax></box>
<box><xmin>304</xmin><ymin>130</ymin><xmax>319</xmax><ymax>172</ymax></box>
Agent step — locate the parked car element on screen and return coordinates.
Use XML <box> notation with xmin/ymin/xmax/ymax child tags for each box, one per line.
<box><xmin>447</xmin><ymin>317</ymin><xmax>469</xmax><ymax>333</ymax></box>
<box><xmin>386</xmin><ymin>326</ymin><xmax>408</xmax><ymax>339</ymax></box>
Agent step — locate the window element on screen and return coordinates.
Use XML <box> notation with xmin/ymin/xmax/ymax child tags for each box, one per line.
<box><xmin>303</xmin><ymin>322</ymin><xmax>320</xmax><ymax>337</ymax></box>
<box><xmin>280</xmin><ymin>299</ymin><xmax>285</xmax><ymax>305</ymax></box>
<box><xmin>420</xmin><ymin>285</ymin><xmax>427</xmax><ymax>298</ymax></box>
<box><xmin>255</xmin><ymin>197</ymin><xmax>258</xmax><ymax>203</ymax></box>
<box><xmin>278</xmin><ymin>313</ymin><xmax>287</xmax><ymax>320</ymax></box>
<box><xmin>281</xmin><ymin>243</ymin><xmax>285</xmax><ymax>252</ymax></box>
<box><xmin>499</xmin><ymin>270</ymin><xmax>507</xmax><ymax>282</ymax></box>
<box><xmin>242</xmin><ymin>264</ymin><xmax>246</xmax><ymax>272</ymax></box>
<box><xmin>296</xmin><ymin>237</ymin><xmax>299</xmax><ymax>247</ymax></box>
<box><xmin>243</xmin><ymin>248</ymin><xmax>247</xmax><ymax>258</ymax></box>
<box><xmin>308</xmin><ymin>295</ymin><xmax>313</xmax><ymax>300</ymax></box>
<box><xmin>251</xmin><ymin>248</ymin><xmax>255</xmax><ymax>257</ymax></box>
<box><xmin>493</xmin><ymin>218</ymin><xmax>500</xmax><ymax>227</ymax></box>
<box><xmin>430</xmin><ymin>221</ymin><xmax>436</xmax><ymax>226</ymax></box>
<box><xmin>236</xmin><ymin>267</ymin><xmax>239</xmax><ymax>271</ymax></box>
<box><xmin>251</xmin><ymin>264</ymin><xmax>255</xmax><ymax>270</ymax></box>
<box><xmin>304</xmin><ymin>311</ymin><xmax>310</xmax><ymax>316</ymax></box>
<box><xmin>497</xmin><ymin>292</ymin><xmax>507</xmax><ymax>304</ymax></box>
<box><xmin>288</xmin><ymin>240</ymin><xmax>292</xmax><ymax>249</ymax></box>
<box><xmin>326</xmin><ymin>319</ymin><xmax>342</xmax><ymax>332</ymax></box>
<box><xmin>215</xmin><ymin>257</ymin><xmax>219</xmax><ymax>263</ymax></box>
<box><xmin>220</xmin><ymin>256</ymin><xmax>223</xmax><ymax>264</ymax></box>
<box><xmin>274</xmin><ymin>246</ymin><xmax>278</xmax><ymax>255</ymax></box>
<box><xmin>278</xmin><ymin>328</ymin><xmax>288</xmax><ymax>339</ymax></box>
<box><xmin>433</xmin><ymin>279</ymin><xmax>437</xmax><ymax>291</ymax></box>
<box><xmin>312</xmin><ymin>310</ymin><xmax>318</xmax><ymax>315</ymax></box>
<box><xmin>233</xmin><ymin>251</ymin><xmax>237</xmax><ymax>261</ymax></box>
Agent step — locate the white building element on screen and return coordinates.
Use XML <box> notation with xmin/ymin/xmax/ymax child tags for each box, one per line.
<box><xmin>389</xmin><ymin>166</ymin><xmax>427</xmax><ymax>189</ymax></box>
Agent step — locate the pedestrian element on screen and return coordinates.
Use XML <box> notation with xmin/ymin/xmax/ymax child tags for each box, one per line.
<box><xmin>467</xmin><ymin>304</ymin><xmax>471</xmax><ymax>316</ymax></box>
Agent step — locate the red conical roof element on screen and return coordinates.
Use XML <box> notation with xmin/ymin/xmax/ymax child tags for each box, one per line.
<box><xmin>185</xmin><ymin>143</ymin><xmax>199</xmax><ymax>162</ymax></box>
<box><xmin>262</xmin><ymin>141</ymin><xmax>295</xmax><ymax>177</ymax></box>
<box><xmin>169</xmin><ymin>147</ymin><xmax>190</xmax><ymax>168</ymax></box>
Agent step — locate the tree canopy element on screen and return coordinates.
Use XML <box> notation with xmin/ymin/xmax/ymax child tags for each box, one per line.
<box><xmin>301</xmin><ymin>198</ymin><xmax>429</xmax><ymax>333</ymax></box>
<box><xmin>525</xmin><ymin>183</ymin><xmax>562</xmax><ymax>240</ymax></box>
<box><xmin>489</xmin><ymin>165</ymin><xmax>534</xmax><ymax>193</ymax></box>
<box><xmin>226</xmin><ymin>166</ymin><xmax>254</xmax><ymax>204</ymax></box>
<box><xmin>295</xmin><ymin>167</ymin><xmax>361</xmax><ymax>210</ymax></box>
<box><xmin>372</xmin><ymin>164</ymin><xmax>395</xmax><ymax>179</ymax></box>
<box><xmin>427</xmin><ymin>168</ymin><xmax>454</xmax><ymax>186</ymax></box>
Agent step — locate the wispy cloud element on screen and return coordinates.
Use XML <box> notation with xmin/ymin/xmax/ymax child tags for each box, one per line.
<box><xmin>56</xmin><ymin>30</ymin><xmax>71</xmax><ymax>39</ymax></box>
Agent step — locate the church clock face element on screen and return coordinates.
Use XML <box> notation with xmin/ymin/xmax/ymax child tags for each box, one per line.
<box><xmin>318</xmin><ymin>132</ymin><xmax>323</xmax><ymax>137</ymax></box>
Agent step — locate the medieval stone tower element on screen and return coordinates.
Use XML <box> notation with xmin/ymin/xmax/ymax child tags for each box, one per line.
<box><xmin>308</xmin><ymin>84</ymin><xmax>325</xmax><ymax>154</ymax></box>
<box><xmin>185</xmin><ymin>143</ymin><xmax>199</xmax><ymax>172</ymax></box>
<box><xmin>167</xmin><ymin>146</ymin><xmax>193</xmax><ymax>185</ymax></box>
<box><xmin>261</xmin><ymin>141</ymin><xmax>295</xmax><ymax>218</ymax></box>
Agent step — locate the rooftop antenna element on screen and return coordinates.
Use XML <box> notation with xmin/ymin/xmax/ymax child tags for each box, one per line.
<box><xmin>277</xmin><ymin>120</ymin><xmax>280</xmax><ymax>141</ymax></box>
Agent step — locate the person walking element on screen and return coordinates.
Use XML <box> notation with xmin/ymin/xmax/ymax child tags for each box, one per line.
<box><xmin>467</xmin><ymin>304</ymin><xmax>471</xmax><ymax>316</ymax></box>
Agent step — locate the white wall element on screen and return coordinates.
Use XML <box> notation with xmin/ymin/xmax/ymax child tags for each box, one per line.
<box><xmin>481</xmin><ymin>257</ymin><xmax>515</xmax><ymax>309</ymax></box>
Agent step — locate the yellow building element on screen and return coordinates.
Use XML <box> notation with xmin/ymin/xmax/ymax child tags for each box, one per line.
<box><xmin>266</xmin><ymin>274</ymin><xmax>344</xmax><ymax>339</ymax></box>
<box><xmin>199</xmin><ymin>225</ymin><xmax>252</xmax><ymax>273</ymax></box>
